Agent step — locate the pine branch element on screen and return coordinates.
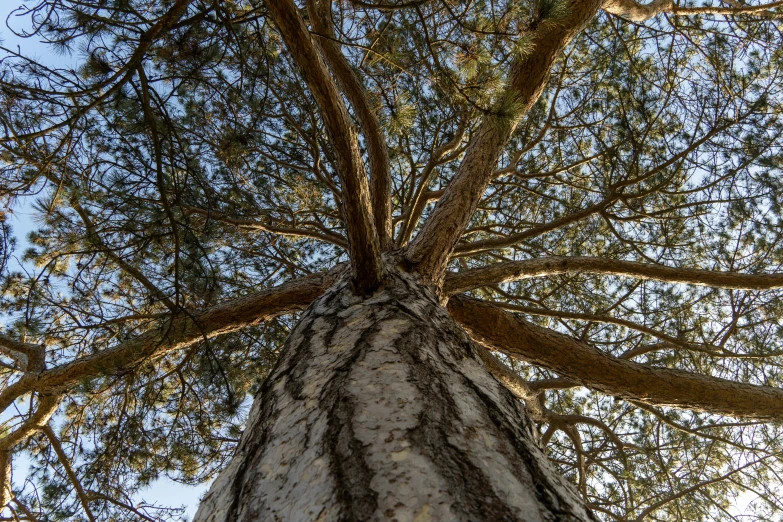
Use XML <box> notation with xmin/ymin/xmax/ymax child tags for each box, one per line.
<box><xmin>444</xmin><ymin>256</ymin><xmax>783</xmax><ymax>294</ymax></box>
<box><xmin>404</xmin><ymin>0</ymin><xmax>605</xmax><ymax>284</ymax></box>
<box><xmin>603</xmin><ymin>0</ymin><xmax>783</xmax><ymax>21</ymax></box>
<box><xmin>307</xmin><ymin>0</ymin><xmax>393</xmax><ymax>249</ymax></box>
<box><xmin>0</xmin><ymin>395</ymin><xmax>61</xmax><ymax>451</ymax></box>
<box><xmin>0</xmin><ymin>0</ymin><xmax>193</xmax><ymax>142</ymax></box>
<box><xmin>0</xmin><ymin>268</ymin><xmax>344</xmax><ymax>414</ymax></box>
<box><xmin>184</xmin><ymin>205</ymin><xmax>349</xmax><ymax>248</ymax></box>
<box><xmin>448</xmin><ymin>296</ymin><xmax>783</xmax><ymax>421</ymax></box>
<box><xmin>266</xmin><ymin>0</ymin><xmax>385</xmax><ymax>293</ymax></box>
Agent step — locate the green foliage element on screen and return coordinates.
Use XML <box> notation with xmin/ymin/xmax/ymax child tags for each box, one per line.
<box><xmin>1</xmin><ymin>0</ymin><xmax>783</xmax><ymax>520</ymax></box>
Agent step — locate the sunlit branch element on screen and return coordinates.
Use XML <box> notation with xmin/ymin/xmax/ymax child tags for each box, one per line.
<box><xmin>527</xmin><ymin>378</ymin><xmax>580</xmax><ymax>393</ymax></box>
<box><xmin>473</xmin><ymin>345</ymin><xmax>535</xmax><ymax>402</ymax></box>
<box><xmin>404</xmin><ymin>0</ymin><xmax>604</xmax><ymax>283</ymax></box>
<box><xmin>0</xmin><ymin>394</ymin><xmax>60</xmax><ymax>448</ymax></box>
<box><xmin>602</xmin><ymin>0</ymin><xmax>673</xmax><ymax>20</ymax></box>
<box><xmin>478</xmin><ymin>346</ymin><xmax>640</xmax><ymax>453</ymax></box>
<box><xmin>448</xmin><ymin>296</ymin><xmax>783</xmax><ymax>421</ymax></box>
<box><xmin>452</xmin><ymin>118</ymin><xmax>739</xmax><ymax>256</ymax></box>
<box><xmin>452</xmin><ymin>198</ymin><xmax>607</xmax><ymax>256</ymax></box>
<box><xmin>266</xmin><ymin>0</ymin><xmax>385</xmax><ymax>293</ymax></box>
<box><xmin>0</xmin><ymin>450</ymin><xmax>10</xmax><ymax>510</ymax></box>
<box><xmin>0</xmin><ymin>333</ymin><xmax>44</xmax><ymax>372</ymax></box>
<box><xmin>307</xmin><ymin>0</ymin><xmax>393</xmax><ymax>249</ymax></box>
<box><xmin>444</xmin><ymin>256</ymin><xmax>783</xmax><ymax>294</ymax></box>
<box><xmin>603</xmin><ymin>0</ymin><xmax>783</xmax><ymax>21</ymax></box>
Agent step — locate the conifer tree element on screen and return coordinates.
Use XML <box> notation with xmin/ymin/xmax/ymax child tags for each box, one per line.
<box><xmin>2</xmin><ymin>0</ymin><xmax>783</xmax><ymax>519</ymax></box>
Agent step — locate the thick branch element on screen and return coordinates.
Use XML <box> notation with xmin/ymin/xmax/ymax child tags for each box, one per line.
<box><xmin>0</xmin><ymin>333</ymin><xmax>44</xmax><ymax>372</ymax></box>
<box><xmin>307</xmin><ymin>0</ymin><xmax>393</xmax><ymax>249</ymax></box>
<box><xmin>603</xmin><ymin>0</ymin><xmax>783</xmax><ymax>21</ymax></box>
<box><xmin>0</xmin><ymin>395</ymin><xmax>61</xmax><ymax>450</ymax></box>
<box><xmin>601</xmin><ymin>0</ymin><xmax>671</xmax><ymax>20</ymax></box>
<box><xmin>473</xmin><ymin>345</ymin><xmax>535</xmax><ymax>402</ymax></box>
<box><xmin>404</xmin><ymin>0</ymin><xmax>603</xmax><ymax>283</ymax></box>
<box><xmin>444</xmin><ymin>256</ymin><xmax>783</xmax><ymax>294</ymax></box>
<box><xmin>448</xmin><ymin>296</ymin><xmax>783</xmax><ymax>421</ymax></box>
<box><xmin>184</xmin><ymin>205</ymin><xmax>349</xmax><ymax>248</ymax></box>
<box><xmin>0</xmin><ymin>270</ymin><xmax>341</xmax><ymax>412</ymax></box>
<box><xmin>476</xmin><ymin>344</ymin><xmax>638</xmax><ymax>455</ymax></box>
<box><xmin>267</xmin><ymin>0</ymin><xmax>384</xmax><ymax>292</ymax></box>
<box><xmin>0</xmin><ymin>450</ymin><xmax>10</xmax><ymax>509</ymax></box>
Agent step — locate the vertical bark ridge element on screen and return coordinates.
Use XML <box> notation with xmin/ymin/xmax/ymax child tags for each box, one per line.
<box><xmin>266</xmin><ymin>0</ymin><xmax>385</xmax><ymax>293</ymax></box>
<box><xmin>194</xmin><ymin>268</ymin><xmax>595</xmax><ymax>521</ymax></box>
<box><xmin>399</xmin><ymin>332</ymin><xmax>521</xmax><ymax>521</ymax></box>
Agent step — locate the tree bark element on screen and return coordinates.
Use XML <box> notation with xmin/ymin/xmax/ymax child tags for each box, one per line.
<box><xmin>444</xmin><ymin>256</ymin><xmax>783</xmax><ymax>294</ymax></box>
<box><xmin>404</xmin><ymin>0</ymin><xmax>603</xmax><ymax>283</ymax></box>
<box><xmin>194</xmin><ymin>268</ymin><xmax>595</xmax><ymax>521</ymax></box>
<box><xmin>448</xmin><ymin>296</ymin><xmax>783</xmax><ymax>422</ymax></box>
<box><xmin>602</xmin><ymin>0</ymin><xmax>783</xmax><ymax>21</ymax></box>
<box><xmin>266</xmin><ymin>0</ymin><xmax>385</xmax><ymax>294</ymax></box>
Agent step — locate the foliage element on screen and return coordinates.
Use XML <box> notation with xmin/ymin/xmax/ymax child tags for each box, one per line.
<box><xmin>1</xmin><ymin>0</ymin><xmax>783</xmax><ymax>520</ymax></box>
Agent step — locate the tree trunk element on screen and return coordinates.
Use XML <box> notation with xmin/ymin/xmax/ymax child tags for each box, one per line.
<box><xmin>193</xmin><ymin>268</ymin><xmax>595</xmax><ymax>522</ymax></box>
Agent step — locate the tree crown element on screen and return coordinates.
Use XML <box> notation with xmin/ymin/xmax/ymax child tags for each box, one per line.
<box><xmin>2</xmin><ymin>0</ymin><xmax>783</xmax><ymax>519</ymax></box>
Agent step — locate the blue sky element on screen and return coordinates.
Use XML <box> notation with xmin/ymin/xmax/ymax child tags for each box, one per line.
<box><xmin>1</xmin><ymin>4</ymin><xmax>209</xmax><ymax>519</ymax></box>
<box><xmin>0</xmin><ymin>2</ymin><xmax>766</xmax><ymax>519</ymax></box>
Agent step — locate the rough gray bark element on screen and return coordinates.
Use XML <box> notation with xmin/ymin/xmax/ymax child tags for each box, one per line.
<box><xmin>194</xmin><ymin>268</ymin><xmax>596</xmax><ymax>521</ymax></box>
<box><xmin>266</xmin><ymin>0</ymin><xmax>385</xmax><ymax>293</ymax></box>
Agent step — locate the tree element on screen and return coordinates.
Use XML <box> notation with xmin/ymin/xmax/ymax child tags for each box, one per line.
<box><xmin>1</xmin><ymin>0</ymin><xmax>783</xmax><ymax>519</ymax></box>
